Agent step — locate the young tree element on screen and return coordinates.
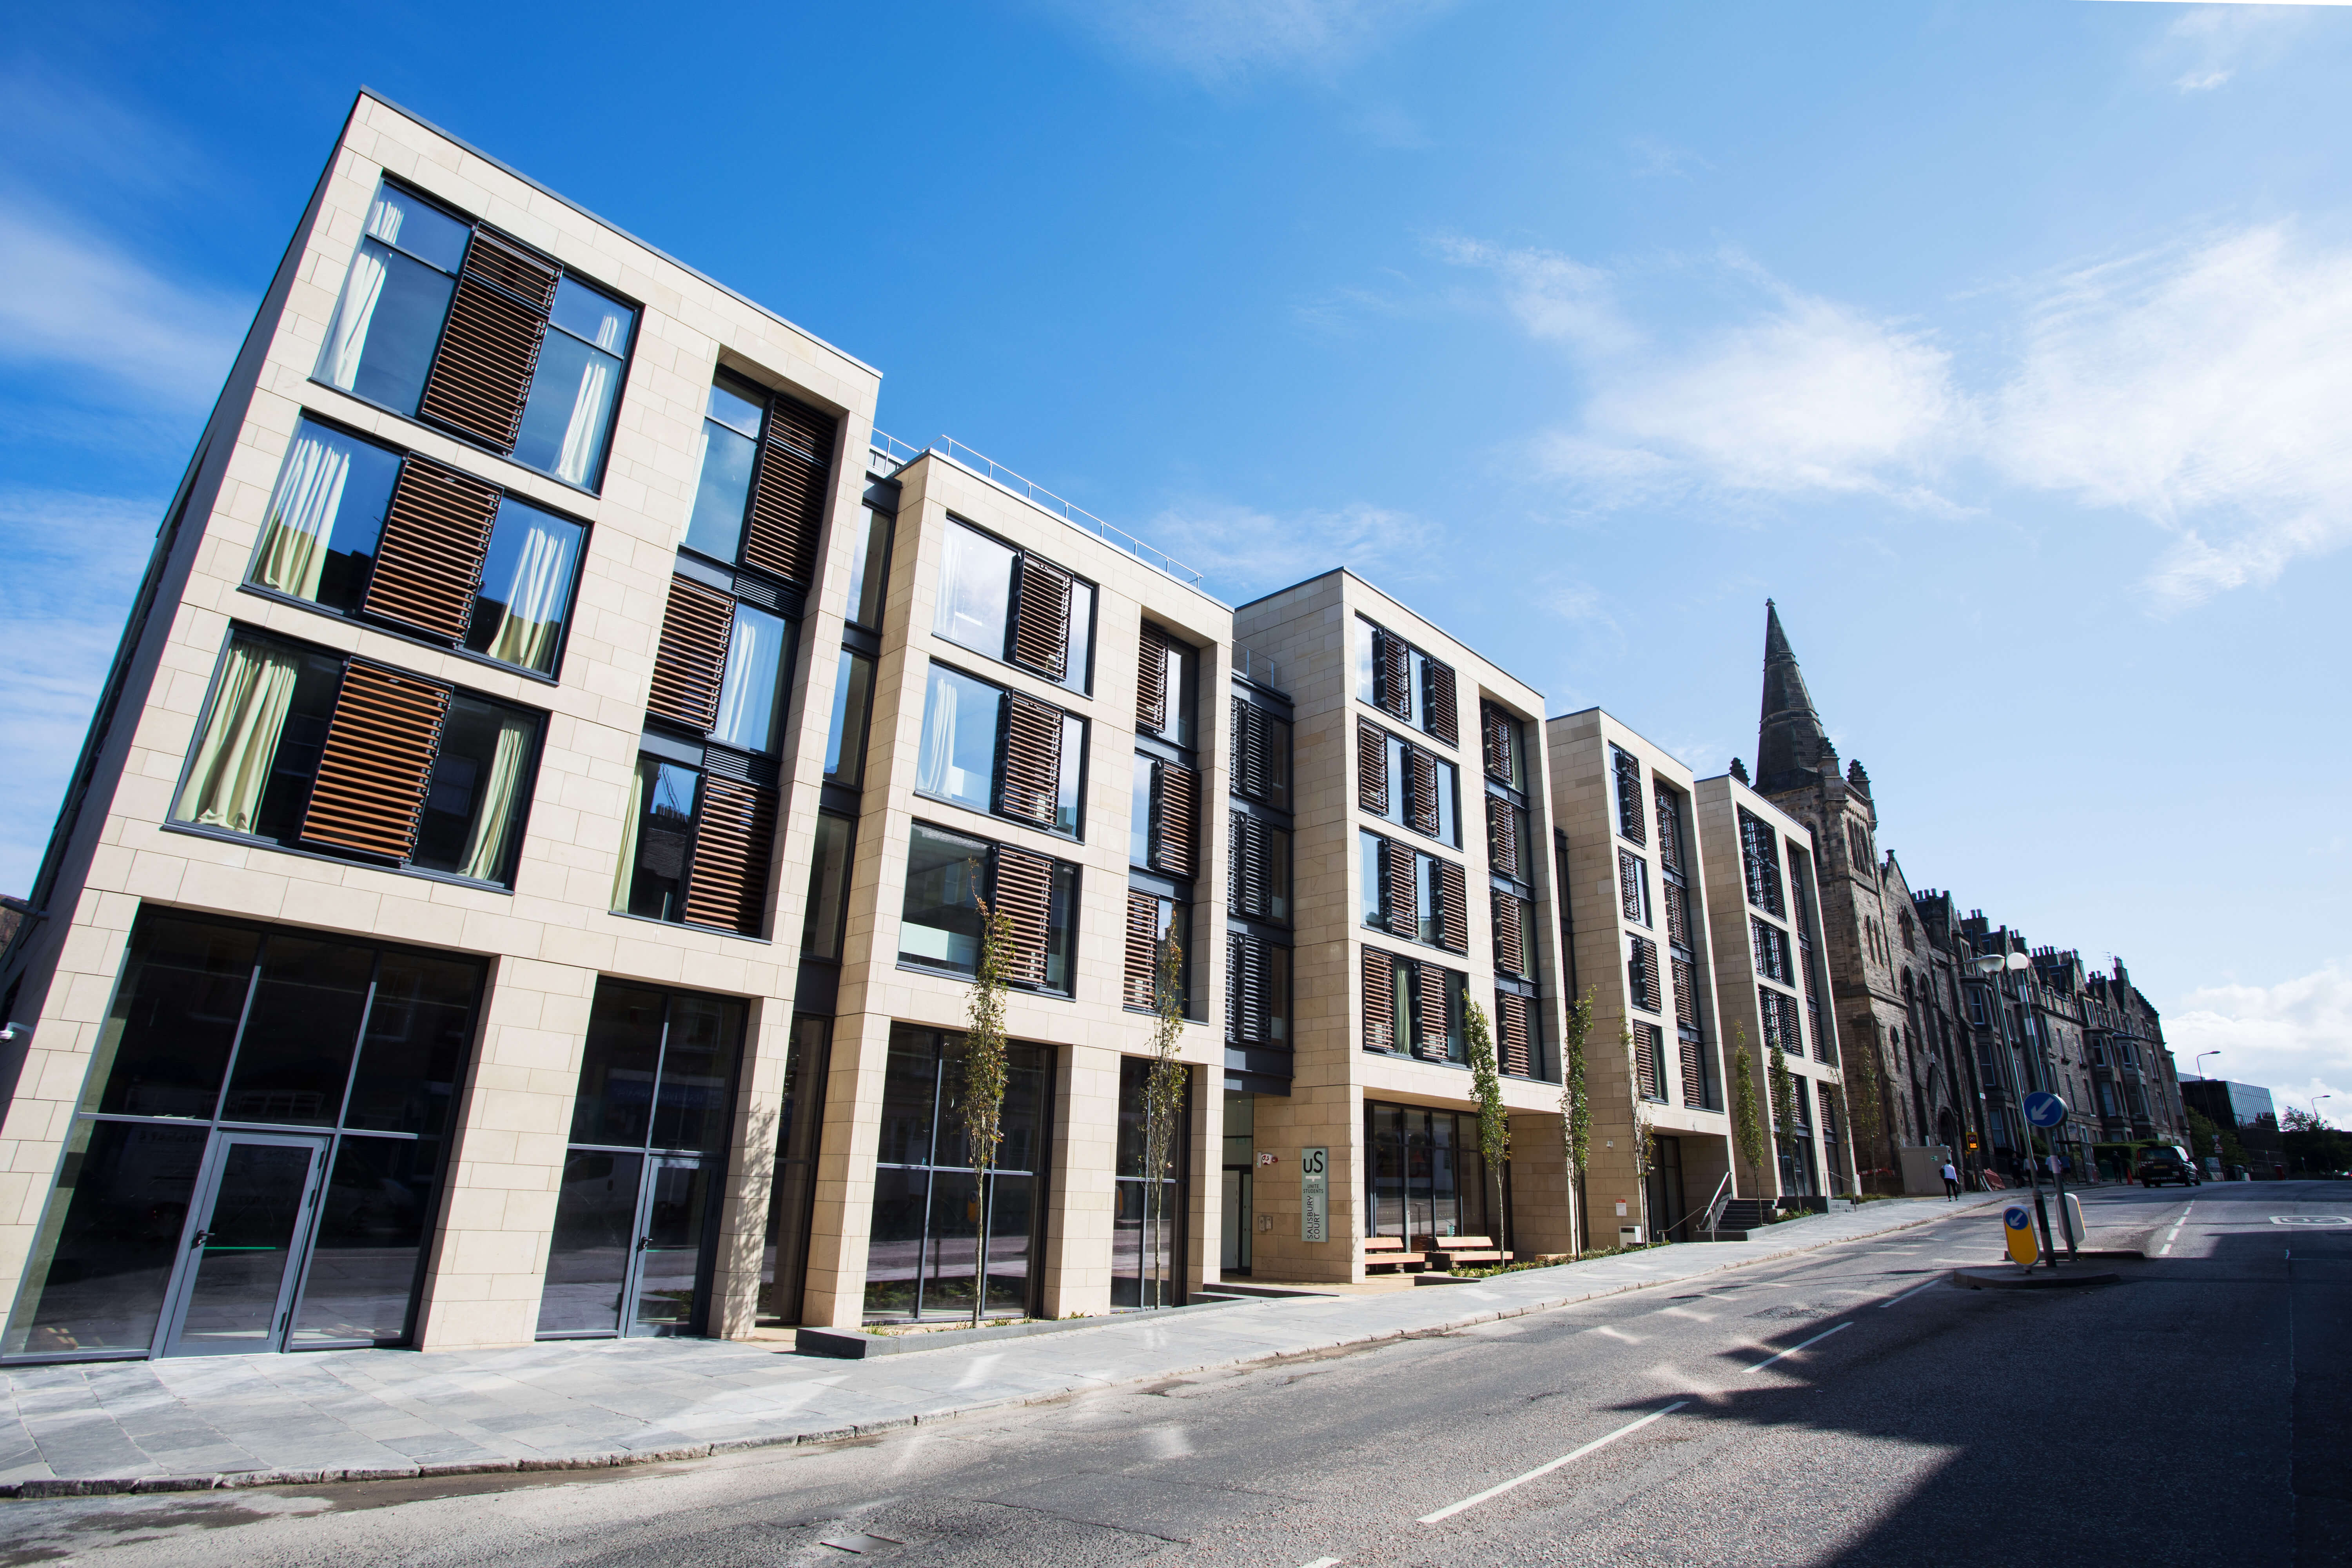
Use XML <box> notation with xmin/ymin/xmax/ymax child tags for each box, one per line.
<box><xmin>1768</xmin><ymin>1040</ymin><xmax>1795</xmax><ymax>1180</ymax></box>
<box><xmin>960</xmin><ymin>889</ymin><xmax>1014</xmax><ymax>1327</ymax></box>
<box><xmin>1625</xmin><ymin>1021</ymin><xmax>1657</xmax><ymax>1241</ymax></box>
<box><xmin>1465</xmin><ymin>1000</ymin><xmax>1511</xmax><ymax>1256</ymax></box>
<box><xmin>1559</xmin><ymin>988</ymin><xmax>1595</xmax><ymax>1257</ymax></box>
<box><xmin>1731</xmin><ymin>1024</ymin><xmax>1765</xmax><ymax>1183</ymax></box>
<box><xmin>1141</xmin><ymin>931</ymin><xmax>1188</xmax><ymax>1308</ymax></box>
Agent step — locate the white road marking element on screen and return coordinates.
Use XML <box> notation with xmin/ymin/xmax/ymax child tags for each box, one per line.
<box><xmin>1879</xmin><ymin>1279</ymin><xmax>1943</xmax><ymax>1309</ymax></box>
<box><xmin>1741</xmin><ymin>1321</ymin><xmax>1851</xmax><ymax>1375</ymax></box>
<box><xmin>1593</xmin><ymin>1325</ymin><xmax>1644</xmax><ymax>1343</ymax></box>
<box><xmin>2157</xmin><ymin>1202</ymin><xmax>2192</xmax><ymax>1257</ymax></box>
<box><xmin>1298</xmin><ymin>1558</ymin><xmax>1344</xmax><ymax>1567</ymax></box>
<box><xmin>1418</xmin><ymin>1402</ymin><xmax>1690</xmax><ymax>1523</ymax></box>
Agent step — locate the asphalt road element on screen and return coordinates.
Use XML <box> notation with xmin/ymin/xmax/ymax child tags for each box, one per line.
<box><xmin>5</xmin><ymin>1181</ymin><xmax>2345</xmax><ymax>1568</ymax></box>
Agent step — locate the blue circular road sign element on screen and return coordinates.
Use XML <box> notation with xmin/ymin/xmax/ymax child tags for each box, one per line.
<box><xmin>2004</xmin><ymin>1205</ymin><xmax>2032</xmax><ymax>1231</ymax></box>
<box><xmin>2024</xmin><ymin>1091</ymin><xmax>2069</xmax><ymax>1129</ymax></box>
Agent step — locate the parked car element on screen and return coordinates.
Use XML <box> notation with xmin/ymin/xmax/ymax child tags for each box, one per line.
<box><xmin>2136</xmin><ymin>1148</ymin><xmax>2203</xmax><ymax>1187</ymax></box>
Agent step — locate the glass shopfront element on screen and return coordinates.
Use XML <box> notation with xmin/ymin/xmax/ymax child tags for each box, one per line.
<box><xmin>1112</xmin><ymin>1057</ymin><xmax>1189</xmax><ymax>1309</ymax></box>
<box><xmin>4</xmin><ymin>913</ymin><xmax>485</xmax><ymax>1360</ymax></box>
<box><xmin>1363</xmin><ymin>1101</ymin><xmax>1489</xmax><ymax>1243</ymax></box>
<box><xmin>864</xmin><ymin>1025</ymin><xmax>1051</xmax><ymax>1322</ymax></box>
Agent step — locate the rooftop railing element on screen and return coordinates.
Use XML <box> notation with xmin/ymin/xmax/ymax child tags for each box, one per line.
<box><xmin>870</xmin><ymin>430</ymin><xmax>1205</xmax><ymax>588</ymax></box>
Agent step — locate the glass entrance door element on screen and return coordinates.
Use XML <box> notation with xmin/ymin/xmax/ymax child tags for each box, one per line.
<box><xmin>160</xmin><ymin>1134</ymin><xmax>332</xmax><ymax>1357</ymax></box>
<box><xmin>630</xmin><ymin>1157</ymin><xmax>714</xmax><ymax>1334</ymax></box>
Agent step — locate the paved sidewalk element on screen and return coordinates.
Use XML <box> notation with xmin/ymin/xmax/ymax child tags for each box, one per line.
<box><xmin>0</xmin><ymin>1194</ymin><xmax>2004</xmax><ymax>1497</ymax></box>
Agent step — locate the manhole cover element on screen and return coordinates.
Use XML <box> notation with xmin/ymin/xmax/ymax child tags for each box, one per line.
<box><xmin>2269</xmin><ymin>1216</ymin><xmax>2350</xmax><ymax>1226</ymax></box>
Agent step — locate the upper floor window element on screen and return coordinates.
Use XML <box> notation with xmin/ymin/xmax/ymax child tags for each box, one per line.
<box><xmin>1360</xmin><ymin>830</ymin><xmax>1467</xmax><ymax>954</ymax></box>
<box><xmin>1357</xmin><ymin>718</ymin><xmax>1459</xmax><ymax>848</ymax></box>
<box><xmin>1361</xmin><ymin>947</ymin><xmax>1467</xmax><ymax>1062</ymax></box>
<box><xmin>1752</xmin><ymin>918</ymin><xmax>1792</xmax><ymax>984</ymax></box>
<box><xmin>1231</xmin><ymin>811</ymin><xmax>1292</xmax><ymax>923</ymax></box>
<box><xmin>1653</xmin><ymin>783</ymin><xmax>1685</xmax><ymax>873</ymax></box>
<box><xmin>1617</xmin><ymin>849</ymin><xmax>1651</xmax><ymax>927</ymax></box>
<box><xmin>645</xmin><ymin>574</ymin><xmax>797</xmax><ymax>756</ymax></box>
<box><xmin>1354</xmin><ymin>616</ymin><xmax>1458</xmax><ymax>747</ymax></box>
<box><xmin>916</xmin><ymin>663</ymin><xmax>1085</xmax><ymax>837</ymax></box>
<box><xmin>934</xmin><ymin>519</ymin><xmax>1095</xmax><ymax>697</ymax></box>
<box><xmin>318</xmin><ymin>181</ymin><xmax>635</xmax><ymax>489</ymax></box>
<box><xmin>1230</xmin><ymin>695</ymin><xmax>1290</xmax><ymax>809</ymax></box>
<box><xmin>1738</xmin><ymin>808</ymin><xmax>1785</xmax><ymax>916</ymax></box>
<box><xmin>1131</xmin><ymin>753</ymin><xmax>1201</xmax><ymax>876</ymax></box>
<box><xmin>612</xmin><ymin>753</ymin><xmax>778</xmax><ymax>938</ymax></box>
<box><xmin>1480</xmin><ymin>702</ymin><xmax>1526</xmax><ymax>790</ymax></box>
<box><xmin>250</xmin><ymin>417</ymin><xmax>586</xmax><ymax>678</ymax></box>
<box><xmin>173</xmin><ymin>628</ymin><xmax>539</xmax><ymax>887</ymax></box>
<box><xmin>901</xmin><ymin>823</ymin><xmax>1077</xmax><ymax>995</ymax></box>
<box><xmin>683</xmin><ymin>372</ymin><xmax>836</xmax><ymax>587</ymax></box>
<box><xmin>844</xmin><ymin>505</ymin><xmax>894</xmax><ymax>630</ymax></box>
<box><xmin>1612</xmin><ymin>746</ymin><xmax>1646</xmax><ymax>845</ymax></box>
<box><xmin>1136</xmin><ymin>622</ymin><xmax>1198</xmax><ymax>746</ymax></box>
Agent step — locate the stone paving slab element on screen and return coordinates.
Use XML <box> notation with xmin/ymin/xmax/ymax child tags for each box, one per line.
<box><xmin>0</xmin><ymin>1195</ymin><xmax>2005</xmax><ymax>1497</ymax></box>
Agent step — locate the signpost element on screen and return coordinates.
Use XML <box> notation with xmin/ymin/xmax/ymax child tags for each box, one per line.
<box><xmin>2022</xmin><ymin>1093</ymin><xmax>2074</xmax><ymax>1266</ymax></box>
<box><xmin>2003</xmin><ymin>1204</ymin><xmax>2039</xmax><ymax>1268</ymax></box>
<box><xmin>1301</xmin><ymin>1146</ymin><xmax>1328</xmax><ymax>1244</ymax></box>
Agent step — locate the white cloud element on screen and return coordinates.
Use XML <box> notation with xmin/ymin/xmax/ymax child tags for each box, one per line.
<box><xmin>0</xmin><ymin>489</ymin><xmax>162</xmax><ymax>894</ymax></box>
<box><xmin>1146</xmin><ymin>497</ymin><xmax>1434</xmax><ymax>599</ymax></box>
<box><xmin>2166</xmin><ymin>962</ymin><xmax>2352</xmax><ymax>1123</ymax></box>
<box><xmin>2140</xmin><ymin>2</ymin><xmax>2311</xmax><ymax>94</ymax></box>
<box><xmin>0</xmin><ymin>195</ymin><xmax>249</xmax><ymax>408</ymax></box>
<box><xmin>1047</xmin><ymin>0</ymin><xmax>1463</xmax><ymax>84</ymax></box>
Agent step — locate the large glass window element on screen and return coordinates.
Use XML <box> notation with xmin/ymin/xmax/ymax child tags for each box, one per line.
<box><xmin>916</xmin><ymin>665</ymin><xmax>1006</xmax><ymax>815</ymax></box>
<box><xmin>616</xmin><ymin>758</ymin><xmax>701</xmax><ymax>921</ymax></box>
<box><xmin>461</xmin><ymin>496</ymin><xmax>585</xmax><ymax>675</ymax></box>
<box><xmin>317</xmin><ymin>182</ymin><xmax>633</xmax><ymax>488</ymax></box>
<box><xmin>171</xmin><ymin>631</ymin><xmax>539</xmax><ymax>886</ymax></box>
<box><xmin>683</xmin><ymin>375</ymin><xmax>766</xmax><ymax>563</ymax></box>
<box><xmin>898</xmin><ymin>824</ymin><xmax>1077</xmax><ymax>994</ymax></box>
<box><xmin>864</xmin><ymin>1026</ymin><xmax>1050</xmax><ymax>1322</ymax></box>
<box><xmin>4</xmin><ymin>913</ymin><xmax>484</xmax><ymax>1358</ymax></box>
<box><xmin>800</xmin><ymin>813</ymin><xmax>853</xmax><ymax>960</ymax></box>
<box><xmin>826</xmin><ymin>650</ymin><xmax>875</xmax><ymax>787</ymax></box>
<box><xmin>539</xmin><ymin>982</ymin><xmax>746</xmax><ymax>1339</ymax></box>
<box><xmin>933</xmin><ymin>520</ymin><xmax>1092</xmax><ymax>696</ymax></box>
<box><xmin>1363</xmin><ymin>1102</ymin><xmax>1488</xmax><ymax>1243</ymax></box>
<box><xmin>247</xmin><ymin>417</ymin><xmax>404</xmax><ymax>616</ymax></box>
<box><xmin>1113</xmin><ymin>1056</ymin><xmax>1189</xmax><ymax>1310</ymax></box>
<box><xmin>845</xmin><ymin>506</ymin><xmax>894</xmax><ymax>630</ymax></box>
<box><xmin>711</xmin><ymin>602</ymin><xmax>791</xmax><ymax>754</ymax></box>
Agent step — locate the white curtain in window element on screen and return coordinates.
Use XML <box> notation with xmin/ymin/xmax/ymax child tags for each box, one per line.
<box><xmin>174</xmin><ymin>641</ymin><xmax>301</xmax><ymax>834</ymax></box>
<box><xmin>484</xmin><ymin>514</ymin><xmax>577</xmax><ymax>672</ymax></box>
<box><xmin>317</xmin><ymin>243</ymin><xmax>388</xmax><ymax>392</ymax></box>
<box><xmin>250</xmin><ymin>430</ymin><xmax>352</xmax><ymax>601</ymax></box>
<box><xmin>457</xmin><ymin>714</ymin><xmax>533</xmax><ymax>882</ymax></box>
<box><xmin>610</xmin><ymin>759</ymin><xmax>648</xmax><ymax>913</ymax></box>
<box><xmin>712</xmin><ymin>607</ymin><xmax>784</xmax><ymax>752</ymax></box>
<box><xmin>916</xmin><ymin>666</ymin><xmax>957</xmax><ymax>797</ymax></box>
<box><xmin>552</xmin><ymin>356</ymin><xmax>617</xmax><ymax>486</ymax></box>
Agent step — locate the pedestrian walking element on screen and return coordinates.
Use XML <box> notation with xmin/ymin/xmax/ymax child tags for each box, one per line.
<box><xmin>1941</xmin><ymin>1159</ymin><xmax>1960</xmax><ymax>1200</ymax></box>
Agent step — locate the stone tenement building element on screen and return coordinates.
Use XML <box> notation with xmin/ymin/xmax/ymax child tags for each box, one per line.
<box><xmin>1743</xmin><ymin>604</ymin><xmax>2187</xmax><ymax>1187</ymax></box>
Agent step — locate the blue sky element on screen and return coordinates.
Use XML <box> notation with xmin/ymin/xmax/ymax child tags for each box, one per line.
<box><xmin>3</xmin><ymin>1</ymin><xmax>2347</xmax><ymax>1123</ymax></box>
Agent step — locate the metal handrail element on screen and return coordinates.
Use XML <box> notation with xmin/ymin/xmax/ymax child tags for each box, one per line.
<box><xmin>1695</xmin><ymin>1172</ymin><xmax>1734</xmax><ymax>1240</ymax></box>
<box><xmin>869</xmin><ymin>429</ymin><xmax>1206</xmax><ymax>588</ymax></box>
<box><xmin>1232</xmin><ymin>642</ymin><xmax>1281</xmax><ymax>691</ymax></box>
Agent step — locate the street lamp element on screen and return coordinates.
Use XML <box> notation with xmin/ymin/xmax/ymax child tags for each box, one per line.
<box><xmin>2195</xmin><ymin>1051</ymin><xmax>2219</xmax><ymax>1081</ymax></box>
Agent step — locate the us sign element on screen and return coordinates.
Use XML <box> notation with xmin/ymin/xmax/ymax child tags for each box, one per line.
<box><xmin>1301</xmin><ymin>1146</ymin><xmax>1328</xmax><ymax>1243</ymax></box>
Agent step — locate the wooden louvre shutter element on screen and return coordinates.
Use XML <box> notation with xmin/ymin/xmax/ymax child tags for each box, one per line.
<box><xmin>1628</xmin><ymin>935</ymin><xmax>1661</xmax><ymax>1013</ymax></box>
<box><xmin>1481</xmin><ymin>703</ymin><xmax>1512</xmax><ymax>781</ymax></box>
<box><xmin>1615</xmin><ymin>750</ymin><xmax>1647</xmax><ymax>846</ymax></box>
<box><xmin>1635</xmin><ymin>1023</ymin><xmax>1662</xmax><ymax>1100</ymax></box>
<box><xmin>1228</xmin><ymin>932</ymin><xmax>1270</xmax><ymax>1044</ymax></box>
<box><xmin>299</xmin><ymin>659</ymin><xmax>452</xmax><ymax>859</ymax></box>
<box><xmin>1230</xmin><ymin>812</ymin><xmax>1270</xmax><ymax>918</ymax></box>
<box><xmin>1125</xmin><ymin>889</ymin><xmax>1161</xmax><ymax>1009</ymax></box>
<box><xmin>1436</xmin><ymin>860</ymin><xmax>1468</xmax><ymax>953</ymax></box>
<box><xmin>1422</xmin><ymin>659</ymin><xmax>1458</xmax><ymax>746</ymax></box>
<box><xmin>1486</xmin><ymin>794</ymin><xmax>1516</xmax><ymax>876</ymax></box>
<box><xmin>740</xmin><ymin>395</ymin><xmax>833</xmax><ymax>584</ymax></box>
<box><xmin>1618</xmin><ymin>850</ymin><xmax>1644</xmax><ymax>923</ymax></box>
<box><xmin>1494</xmin><ymin>890</ymin><xmax>1525</xmax><ymax>976</ymax></box>
<box><xmin>419</xmin><ymin>230</ymin><xmax>555</xmax><ymax>451</ymax></box>
<box><xmin>1406</xmin><ymin>746</ymin><xmax>1439</xmax><ymax>836</ymax></box>
<box><xmin>1136</xmin><ymin>622</ymin><xmax>1172</xmax><ymax>733</ymax></box>
<box><xmin>1416</xmin><ymin>964</ymin><xmax>1450</xmax><ymax>1060</ymax></box>
<box><xmin>1232</xmin><ymin>697</ymin><xmax>1271</xmax><ymax>801</ymax></box>
<box><xmin>361</xmin><ymin>458</ymin><xmax>502</xmax><ymax>640</ymax></box>
<box><xmin>1362</xmin><ymin>947</ymin><xmax>1395</xmax><ymax>1053</ymax></box>
<box><xmin>1498</xmin><ymin>993</ymin><xmax>1532</xmax><ymax>1078</ymax></box>
<box><xmin>1150</xmin><ymin>761</ymin><xmax>1198</xmax><ymax>877</ymax></box>
<box><xmin>682</xmin><ymin>774</ymin><xmax>777</xmax><ymax>936</ymax></box>
<box><xmin>991</xmin><ymin>844</ymin><xmax>1055</xmax><ymax>986</ymax></box>
<box><xmin>1376</xmin><ymin>837</ymin><xmax>1411</xmax><ymax>935</ymax></box>
<box><xmin>1009</xmin><ymin>555</ymin><xmax>1073</xmax><ymax>680</ymax></box>
<box><xmin>999</xmin><ymin>693</ymin><xmax>1063</xmax><ymax>825</ymax></box>
<box><xmin>1664</xmin><ymin>880</ymin><xmax>1691</xmax><ymax>949</ymax></box>
<box><xmin>1357</xmin><ymin>719</ymin><xmax>1389</xmax><ymax>812</ymax></box>
<box><xmin>646</xmin><ymin>575</ymin><xmax>737</xmax><ymax>732</ymax></box>
<box><xmin>1654</xmin><ymin>784</ymin><xmax>1682</xmax><ymax>871</ymax></box>
<box><xmin>1374</xmin><ymin>629</ymin><xmax>1412</xmax><ymax>720</ymax></box>
<box><xmin>1672</xmin><ymin>956</ymin><xmax>1699</xmax><ymax>1028</ymax></box>
<box><xmin>1680</xmin><ymin>1033</ymin><xmax>1707</xmax><ymax>1108</ymax></box>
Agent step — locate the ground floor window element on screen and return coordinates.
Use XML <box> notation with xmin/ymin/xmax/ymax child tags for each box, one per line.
<box><xmin>1647</xmin><ymin>1133</ymin><xmax>1687</xmax><ymax>1239</ymax></box>
<box><xmin>1221</xmin><ymin>1091</ymin><xmax>1255</xmax><ymax>1276</ymax></box>
<box><xmin>757</xmin><ymin>1015</ymin><xmax>830</xmax><ymax>1327</ymax></box>
<box><xmin>1363</xmin><ymin>1102</ymin><xmax>1488</xmax><ymax>1242</ymax></box>
<box><xmin>1113</xmin><ymin>1056</ymin><xmax>1189</xmax><ymax>1309</ymax></box>
<box><xmin>864</xmin><ymin>1025</ymin><xmax>1052</xmax><ymax>1322</ymax></box>
<box><xmin>3</xmin><ymin>911</ymin><xmax>484</xmax><ymax>1361</ymax></box>
<box><xmin>537</xmin><ymin>981</ymin><xmax>746</xmax><ymax>1339</ymax></box>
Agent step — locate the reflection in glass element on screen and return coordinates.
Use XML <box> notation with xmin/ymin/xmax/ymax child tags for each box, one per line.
<box><xmin>915</xmin><ymin>664</ymin><xmax>1004</xmax><ymax>813</ymax></box>
<box><xmin>800</xmin><ymin>813</ymin><xmax>853</xmax><ymax>960</ymax></box>
<box><xmin>757</xmin><ymin>1018</ymin><xmax>829</xmax><ymax>1327</ymax></box>
<box><xmin>826</xmin><ymin>650</ymin><xmax>874</xmax><ymax>786</ymax></box>
<box><xmin>463</xmin><ymin>496</ymin><xmax>582</xmax><ymax>673</ymax></box>
<box><xmin>933</xmin><ymin>523</ymin><xmax>1015</xmax><ymax>657</ymax></box>
<box><xmin>512</xmin><ymin>276</ymin><xmax>633</xmax><ymax>487</ymax></box>
<box><xmin>1056</xmin><ymin>715</ymin><xmax>1085</xmax><ymax>835</ymax></box>
<box><xmin>172</xmin><ymin>1140</ymin><xmax>322</xmax><ymax>1355</ymax></box>
<box><xmin>1112</xmin><ymin>1056</ymin><xmax>1186</xmax><ymax>1309</ymax></box>
<box><xmin>409</xmin><ymin>695</ymin><xmax>536</xmax><ymax>883</ymax></box>
<box><xmin>290</xmin><ymin>1136</ymin><xmax>436</xmax><ymax>1345</ymax></box>
<box><xmin>316</xmin><ymin>185</ymin><xmax>466</xmax><ymax>416</ymax></box>
<box><xmin>1</xmin><ymin>1120</ymin><xmax>207</xmax><ymax>1356</ymax></box>
<box><xmin>171</xmin><ymin>635</ymin><xmax>345</xmax><ymax>844</ymax></box>
<box><xmin>651</xmin><ymin>995</ymin><xmax>741</xmax><ymax>1154</ymax></box>
<box><xmin>248</xmin><ymin>418</ymin><xmax>403</xmax><ymax>613</ymax></box>
<box><xmin>569</xmin><ymin>984</ymin><xmax>666</xmax><ymax>1147</ymax></box>
<box><xmin>219</xmin><ymin>938</ymin><xmax>375</xmax><ymax>1125</ymax></box>
<box><xmin>632</xmin><ymin>1158</ymin><xmax>713</xmax><ymax>1332</ymax></box>
<box><xmin>85</xmin><ymin>916</ymin><xmax>260</xmax><ymax>1118</ymax></box>
<box><xmin>683</xmin><ymin>376</ymin><xmax>764</xmax><ymax>562</ymax></box>
<box><xmin>536</xmin><ymin>1150</ymin><xmax>644</xmax><ymax>1336</ymax></box>
<box><xmin>1060</xmin><ymin>580</ymin><xmax>1094</xmax><ymax>695</ymax></box>
<box><xmin>898</xmin><ymin>824</ymin><xmax>989</xmax><ymax>975</ymax></box>
<box><xmin>845</xmin><ymin>507</ymin><xmax>893</xmax><ymax>629</ymax></box>
<box><xmin>625</xmin><ymin>760</ymin><xmax>701</xmax><ymax>920</ymax></box>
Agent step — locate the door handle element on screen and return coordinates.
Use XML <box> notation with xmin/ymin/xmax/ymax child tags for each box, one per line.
<box><xmin>189</xmin><ymin>1229</ymin><xmax>210</xmax><ymax>1250</ymax></box>
<box><xmin>638</xmin><ymin>1236</ymin><xmax>650</xmax><ymax>1250</ymax></box>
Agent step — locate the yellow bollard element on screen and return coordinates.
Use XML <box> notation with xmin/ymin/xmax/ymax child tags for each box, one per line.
<box><xmin>2003</xmin><ymin>1205</ymin><xmax>2040</xmax><ymax>1268</ymax></box>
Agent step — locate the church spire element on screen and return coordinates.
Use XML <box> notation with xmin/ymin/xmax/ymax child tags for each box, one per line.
<box><xmin>1755</xmin><ymin>599</ymin><xmax>1830</xmax><ymax>795</ymax></box>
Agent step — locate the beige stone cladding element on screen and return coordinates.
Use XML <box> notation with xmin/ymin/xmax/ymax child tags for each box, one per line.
<box><xmin>1236</xmin><ymin>572</ymin><xmax>1568</xmax><ymax>1282</ymax></box>
<box><xmin>1691</xmin><ymin>775</ymin><xmax>1857</xmax><ymax>1203</ymax></box>
<box><xmin>798</xmin><ymin>449</ymin><xmax>1232</xmax><ymax>1328</ymax></box>
<box><xmin>1543</xmin><ymin>710</ymin><xmax>1734</xmax><ymax>1246</ymax></box>
<box><xmin>0</xmin><ymin>92</ymin><xmax>883</xmax><ymax>1350</ymax></box>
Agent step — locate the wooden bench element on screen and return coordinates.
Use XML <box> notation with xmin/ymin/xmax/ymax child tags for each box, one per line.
<box><xmin>1362</xmin><ymin>1235</ymin><xmax>1428</xmax><ymax>1273</ymax></box>
<box><xmin>1421</xmin><ymin>1236</ymin><xmax>1513</xmax><ymax>1269</ymax></box>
